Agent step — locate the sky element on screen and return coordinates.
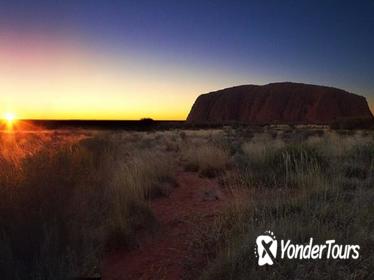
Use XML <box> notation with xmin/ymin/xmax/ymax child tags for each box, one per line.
<box><xmin>0</xmin><ymin>0</ymin><xmax>373</xmax><ymax>120</ymax></box>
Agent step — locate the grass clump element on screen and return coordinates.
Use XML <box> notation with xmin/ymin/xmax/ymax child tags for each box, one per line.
<box><xmin>0</xmin><ymin>132</ymin><xmax>176</xmax><ymax>279</ymax></box>
<box><xmin>238</xmin><ymin>142</ymin><xmax>326</xmax><ymax>189</ymax></box>
<box><xmin>183</xmin><ymin>144</ymin><xmax>230</xmax><ymax>178</ymax></box>
<box><xmin>198</xmin><ymin>132</ymin><xmax>374</xmax><ymax>280</ymax></box>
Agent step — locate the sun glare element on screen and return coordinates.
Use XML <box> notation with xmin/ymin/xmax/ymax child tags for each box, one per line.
<box><xmin>3</xmin><ymin>112</ymin><xmax>16</xmax><ymax>124</ymax></box>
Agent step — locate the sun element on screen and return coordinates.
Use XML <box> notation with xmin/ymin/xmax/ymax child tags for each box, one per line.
<box><xmin>4</xmin><ymin>112</ymin><xmax>16</xmax><ymax>123</ymax></box>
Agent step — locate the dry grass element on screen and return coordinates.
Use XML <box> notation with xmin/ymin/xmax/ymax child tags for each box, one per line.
<box><xmin>197</xmin><ymin>129</ymin><xmax>374</xmax><ymax>280</ymax></box>
<box><xmin>241</xmin><ymin>133</ymin><xmax>285</xmax><ymax>161</ymax></box>
<box><xmin>0</xmin><ymin>131</ymin><xmax>176</xmax><ymax>279</ymax></box>
<box><xmin>182</xmin><ymin>144</ymin><xmax>230</xmax><ymax>177</ymax></box>
<box><xmin>2</xmin><ymin>127</ymin><xmax>374</xmax><ymax>279</ymax></box>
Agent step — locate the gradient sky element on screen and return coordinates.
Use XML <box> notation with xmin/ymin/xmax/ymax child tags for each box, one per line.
<box><xmin>0</xmin><ymin>0</ymin><xmax>373</xmax><ymax>120</ymax></box>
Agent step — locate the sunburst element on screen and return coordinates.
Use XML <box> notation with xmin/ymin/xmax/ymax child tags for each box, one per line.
<box><xmin>4</xmin><ymin>112</ymin><xmax>16</xmax><ymax>123</ymax></box>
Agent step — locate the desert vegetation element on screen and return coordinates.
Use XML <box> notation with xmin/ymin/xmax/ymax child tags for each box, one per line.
<box><xmin>1</xmin><ymin>126</ymin><xmax>373</xmax><ymax>279</ymax></box>
<box><xmin>196</xmin><ymin>128</ymin><xmax>374</xmax><ymax>280</ymax></box>
<box><xmin>0</xmin><ymin>131</ymin><xmax>176</xmax><ymax>279</ymax></box>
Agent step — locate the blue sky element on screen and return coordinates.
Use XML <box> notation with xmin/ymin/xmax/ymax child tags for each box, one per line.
<box><xmin>0</xmin><ymin>0</ymin><xmax>373</xmax><ymax>118</ymax></box>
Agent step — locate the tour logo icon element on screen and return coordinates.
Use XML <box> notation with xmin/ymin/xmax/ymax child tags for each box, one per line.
<box><xmin>255</xmin><ymin>231</ymin><xmax>277</xmax><ymax>266</ymax></box>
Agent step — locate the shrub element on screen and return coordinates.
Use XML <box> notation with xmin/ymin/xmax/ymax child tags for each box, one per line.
<box><xmin>238</xmin><ymin>143</ymin><xmax>326</xmax><ymax>188</ymax></box>
<box><xmin>182</xmin><ymin>144</ymin><xmax>230</xmax><ymax>178</ymax></box>
<box><xmin>330</xmin><ymin>117</ymin><xmax>374</xmax><ymax>130</ymax></box>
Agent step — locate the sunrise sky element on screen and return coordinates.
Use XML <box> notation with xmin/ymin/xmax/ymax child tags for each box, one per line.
<box><xmin>1</xmin><ymin>1</ymin><xmax>374</xmax><ymax>120</ymax></box>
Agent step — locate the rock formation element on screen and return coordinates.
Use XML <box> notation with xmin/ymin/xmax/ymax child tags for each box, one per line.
<box><xmin>187</xmin><ymin>82</ymin><xmax>373</xmax><ymax>124</ymax></box>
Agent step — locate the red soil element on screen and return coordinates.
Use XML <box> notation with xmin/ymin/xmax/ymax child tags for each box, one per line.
<box><xmin>102</xmin><ymin>171</ymin><xmax>229</xmax><ymax>280</ymax></box>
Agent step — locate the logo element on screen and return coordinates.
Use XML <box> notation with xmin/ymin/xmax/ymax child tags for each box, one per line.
<box><xmin>255</xmin><ymin>231</ymin><xmax>360</xmax><ymax>266</ymax></box>
<box><xmin>255</xmin><ymin>231</ymin><xmax>277</xmax><ymax>266</ymax></box>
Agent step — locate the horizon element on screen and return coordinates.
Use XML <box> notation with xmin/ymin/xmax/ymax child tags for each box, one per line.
<box><xmin>8</xmin><ymin>80</ymin><xmax>374</xmax><ymax>121</ymax></box>
<box><xmin>1</xmin><ymin>1</ymin><xmax>374</xmax><ymax>119</ymax></box>
<box><xmin>3</xmin><ymin>80</ymin><xmax>374</xmax><ymax>121</ymax></box>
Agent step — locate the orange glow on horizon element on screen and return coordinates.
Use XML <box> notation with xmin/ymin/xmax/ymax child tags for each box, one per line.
<box><xmin>0</xmin><ymin>33</ymin><xmax>262</xmax><ymax>121</ymax></box>
<box><xmin>2</xmin><ymin>112</ymin><xmax>16</xmax><ymax>131</ymax></box>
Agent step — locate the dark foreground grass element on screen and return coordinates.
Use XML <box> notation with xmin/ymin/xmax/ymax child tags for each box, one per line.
<box><xmin>1</xmin><ymin>128</ymin><xmax>373</xmax><ymax>279</ymax></box>
<box><xmin>0</xmin><ymin>132</ymin><xmax>176</xmax><ymax>279</ymax></box>
<box><xmin>198</xmin><ymin>132</ymin><xmax>374</xmax><ymax>280</ymax></box>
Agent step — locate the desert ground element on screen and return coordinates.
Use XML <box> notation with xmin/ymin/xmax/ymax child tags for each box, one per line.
<box><xmin>1</xmin><ymin>125</ymin><xmax>373</xmax><ymax>279</ymax></box>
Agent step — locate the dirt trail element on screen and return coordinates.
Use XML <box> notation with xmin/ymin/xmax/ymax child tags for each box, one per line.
<box><xmin>102</xmin><ymin>170</ymin><xmax>229</xmax><ymax>280</ymax></box>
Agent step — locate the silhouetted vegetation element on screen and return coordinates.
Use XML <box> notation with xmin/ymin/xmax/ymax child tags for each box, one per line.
<box><xmin>330</xmin><ymin>117</ymin><xmax>374</xmax><ymax>130</ymax></box>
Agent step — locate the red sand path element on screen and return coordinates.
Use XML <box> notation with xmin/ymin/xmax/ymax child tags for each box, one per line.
<box><xmin>102</xmin><ymin>170</ymin><xmax>229</xmax><ymax>280</ymax></box>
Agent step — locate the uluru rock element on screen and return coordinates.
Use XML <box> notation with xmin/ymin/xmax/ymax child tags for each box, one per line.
<box><xmin>187</xmin><ymin>82</ymin><xmax>373</xmax><ymax>124</ymax></box>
